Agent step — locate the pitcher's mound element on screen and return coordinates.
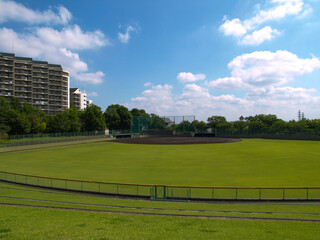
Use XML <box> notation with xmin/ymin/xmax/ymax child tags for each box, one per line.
<box><xmin>113</xmin><ymin>137</ymin><xmax>241</xmax><ymax>145</ymax></box>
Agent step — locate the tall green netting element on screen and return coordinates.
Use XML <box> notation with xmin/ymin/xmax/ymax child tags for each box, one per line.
<box><xmin>131</xmin><ymin>116</ymin><xmax>148</xmax><ymax>134</ymax></box>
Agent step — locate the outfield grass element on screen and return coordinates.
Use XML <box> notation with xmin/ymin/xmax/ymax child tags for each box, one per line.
<box><xmin>0</xmin><ymin>139</ymin><xmax>319</xmax><ymax>187</ymax></box>
<box><xmin>1</xmin><ymin>205</ymin><xmax>319</xmax><ymax>240</ymax></box>
<box><xmin>0</xmin><ymin>181</ymin><xmax>319</xmax><ymax>239</ymax></box>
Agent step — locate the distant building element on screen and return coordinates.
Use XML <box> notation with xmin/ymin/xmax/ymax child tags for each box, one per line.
<box><xmin>0</xmin><ymin>52</ymin><xmax>69</xmax><ymax>114</ymax></box>
<box><xmin>70</xmin><ymin>88</ymin><xmax>92</xmax><ymax>110</ymax></box>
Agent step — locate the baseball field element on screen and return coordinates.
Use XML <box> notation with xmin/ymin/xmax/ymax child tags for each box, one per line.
<box><xmin>0</xmin><ymin>137</ymin><xmax>319</xmax><ymax>239</ymax></box>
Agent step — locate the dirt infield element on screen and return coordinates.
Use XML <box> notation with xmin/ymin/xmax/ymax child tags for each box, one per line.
<box><xmin>113</xmin><ymin>137</ymin><xmax>241</xmax><ymax>145</ymax></box>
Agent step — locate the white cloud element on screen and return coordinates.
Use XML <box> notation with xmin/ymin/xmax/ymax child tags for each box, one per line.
<box><xmin>244</xmin><ymin>0</ymin><xmax>306</xmax><ymax>30</ymax></box>
<box><xmin>36</xmin><ymin>25</ymin><xmax>107</xmax><ymax>50</ymax></box>
<box><xmin>126</xmin><ymin>82</ymin><xmax>320</xmax><ymax>121</ymax></box>
<box><xmin>219</xmin><ymin>18</ymin><xmax>247</xmax><ymax>37</ymax></box>
<box><xmin>87</xmin><ymin>91</ymin><xmax>99</xmax><ymax>97</ymax></box>
<box><xmin>247</xmin><ymin>86</ymin><xmax>316</xmax><ymax>99</ymax></box>
<box><xmin>177</xmin><ymin>72</ymin><xmax>206</xmax><ymax>83</ymax></box>
<box><xmin>118</xmin><ymin>25</ymin><xmax>137</xmax><ymax>44</ymax></box>
<box><xmin>208</xmin><ymin>51</ymin><xmax>320</xmax><ymax>90</ymax></box>
<box><xmin>220</xmin><ymin>0</ymin><xmax>311</xmax><ymax>45</ymax></box>
<box><xmin>75</xmin><ymin>71</ymin><xmax>104</xmax><ymax>85</ymax></box>
<box><xmin>227</xmin><ymin>50</ymin><xmax>320</xmax><ymax>88</ymax></box>
<box><xmin>206</xmin><ymin>77</ymin><xmax>248</xmax><ymax>90</ymax></box>
<box><xmin>144</xmin><ymin>82</ymin><xmax>152</xmax><ymax>87</ymax></box>
<box><xmin>0</xmin><ymin>0</ymin><xmax>71</xmax><ymax>25</ymax></box>
<box><xmin>240</xmin><ymin>26</ymin><xmax>280</xmax><ymax>45</ymax></box>
<box><xmin>125</xmin><ymin>50</ymin><xmax>320</xmax><ymax>120</ymax></box>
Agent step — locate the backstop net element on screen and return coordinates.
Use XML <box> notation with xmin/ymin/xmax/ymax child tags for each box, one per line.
<box><xmin>131</xmin><ymin>115</ymin><xmax>195</xmax><ymax>135</ymax></box>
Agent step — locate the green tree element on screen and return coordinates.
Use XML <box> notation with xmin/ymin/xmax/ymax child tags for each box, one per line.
<box><xmin>248</xmin><ymin>121</ymin><xmax>266</xmax><ymax>131</ymax></box>
<box><xmin>81</xmin><ymin>104</ymin><xmax>106</xmax><ymax>131</ymax></box>
<box><xmin>130</xmin><ymin>108</ymin><xmax>150</xmax><ymax>117</ymax></box>
<box><xmin>22</xmin><ymin>103</ymin><xmax>47</xmax><ymax>134</ymax></box>
<box><xmin>207</xmin><ymin>116</ymin><xmax>227</xmax><ymax>129</ymax></box>
<box><xmin>232</xmin><ymin>120</ymin><xmax>247</xmax><ymax>132</ymax></box>
<box><xmin>270</xmin><ymin>120</ymin><xmax>287</xmax><ymax>131</ymax></box>
<box><xmin>193</xmin><ymin>120</ymin><xmax>207</xmax><ymax>131</ymax></box>
<box><xmin>148</xmin><ymin>114</ymin><xmax>167</xmax><ymax>130</ymax></box>
<box><xmin>104</xmin><ymin>104</ymin><xmax>132</xmax><ymax>130</ymax></box>
<box><xmin>0</xmin><ymin>97</ymin><xmax>10</xmax><ymax>135</ymax></box>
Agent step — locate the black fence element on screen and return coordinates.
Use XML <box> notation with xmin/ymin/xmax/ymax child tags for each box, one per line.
<box><xmin>1</xmin><ymin>171</ymin><xmax>319</xmax><ymax>201</ymax></box>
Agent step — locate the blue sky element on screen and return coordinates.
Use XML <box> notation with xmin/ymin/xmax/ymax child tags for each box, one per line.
<box><xmin>0</xmin><ymin>0</ymin><xmax>320</xmax><ymax>121</ymax></box>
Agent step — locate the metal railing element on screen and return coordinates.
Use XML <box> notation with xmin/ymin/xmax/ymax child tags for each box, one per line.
<box><xmin>0</xmin><ymin>131</ymin><xmax>106</xmax><ymax>148</ymax></box>
<box><xmin>1</xmin><ymin>171</ymin><xmax>319</xmax><ymax>201</ymax></box>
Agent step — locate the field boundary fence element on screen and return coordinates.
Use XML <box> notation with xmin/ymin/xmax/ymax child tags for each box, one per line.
<box><xmin>213</xmin><ymin>129</ymin><xmax>320</xmax><ymax>140</ymax></box>
<box><xmin>0</xmin><ymin>131</ymin><xmax>106</xmax><ymax>148</ymax></box>
<box><xmin>1</xmin><ymin>171</ymin><xmax>319</xmax><ymax>201</ymax></box>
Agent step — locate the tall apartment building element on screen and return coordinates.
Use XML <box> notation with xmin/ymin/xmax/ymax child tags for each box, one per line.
<box><xmin>70</xmin><ymin>88</ymin><xmax>92</xmax><ymax>110</ymax></box>
<box><xmin>0</xmin><ymin>52</ymin><xmax>69</xmax><ymax>114</ymax></box>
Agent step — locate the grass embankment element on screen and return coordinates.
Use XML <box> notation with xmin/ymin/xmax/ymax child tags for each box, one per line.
<box><xmin>0</xmin><ymin>182</ymin><xmax>319</xmax><ymax>239</ymax></box>
<box><xmin>0</xmin><ymin>139</ymin><xmax>319</xmax><ymax>187</ymax></box>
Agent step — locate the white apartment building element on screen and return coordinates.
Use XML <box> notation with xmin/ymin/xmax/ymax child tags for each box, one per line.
<box><xmin>70</xmin><ymin>88</ymin><xmax>92</xmax><ymax>110</ymax></box>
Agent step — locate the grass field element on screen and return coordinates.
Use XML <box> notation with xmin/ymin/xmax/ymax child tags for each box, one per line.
<box><xmin>0</xmin><ymin>139</ymin><xmax>319</xmax><ymax>239</ymax></box>
<box><xmin>0</xmin><ymin>181</ymin><xmax>319</xmax><ymax>239</ymax></box>
<box><xmin>0</xmin><ymin>139</ymin><xmax>319</xmax><ymax>187</ymax></box>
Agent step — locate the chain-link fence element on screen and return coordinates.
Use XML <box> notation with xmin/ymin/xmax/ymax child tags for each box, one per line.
<box><xmin>131</xmin><ymin>115</ymin><xmax>195</xmax><ymax>135</ymax></box>
<box><xmin>0</xmin><ymin>131</ymin><xmax>106</xmax><ymax>148</ymax></box>
<box><xmin>212</xmin><ymin>129</ymin><xmax>320</xmax><ymax>140</ymax></box>
<box><xmin>1</xmin><ymin>171</ymin><xmax>319</xmax><ymax>201</ymax></box>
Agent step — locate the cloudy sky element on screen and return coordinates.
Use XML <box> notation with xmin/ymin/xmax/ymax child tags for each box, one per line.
<box><xmin>0</xmin><ymin>0</ymin><xmax>320</xmax><ymax>121</ymax></box>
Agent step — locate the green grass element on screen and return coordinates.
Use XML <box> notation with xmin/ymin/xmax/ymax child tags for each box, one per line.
<box><xmin>1</xmin><ymin>205</ymin><xmax>319</xmax><ymax>240</ymax></box>
<box><xmin>0</xmin><ymin>139</ymin><xmax>319</xmax><ymax>187</ymax></box>
<box><xmin>0</xmin><ymin>181</ymin><xmax>319</xmax><ymax>239</ymax></box>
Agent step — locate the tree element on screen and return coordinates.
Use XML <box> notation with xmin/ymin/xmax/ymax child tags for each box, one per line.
<box><xmin>104</xmin><ymin>104</ymin><xmax>132</xmax><ymax>130</ymax></box>
<box><xmin>248</xmin><ymin>121</ymin><xmax>266</xmax><ymax>131</ymax></box>
<box><xmin>193</xmin><ymin>120</ymin><xmax>207</xmax><ymax>130</ymax></box>
<box><xmin>130</xmin><ymin>108</ymin><xmax>149</xmax><ymax>117</ymax></box>
<box><xmin>232</xmin><ymin>120</ymin><xmax>247</xmax><ymax>131</ymax></box>
<box><xmin>80</xmin><ymin>104</ymin><xmax>106</xmax><ymax>131</ymax></box>
<box><xmin>22</xmin><ymin>103</ymin><xmax>47</xmax><ymax>134</ymax></box>
<box><xmin>0</xmin><ymin>97</ymin><xmax>10</xmax><ymax>135</ymax></box>
<box><xmin>270</xmin><ymin>120</ymin><xmax>287</xmax><ymax>131</ymax></box>
<box><xmin>148</xmin><ymin>114</ymin><xmax>167</xmax><ymax>130</ymax></box>
<box><xmin>245</xmin><ymin>114</ymin><xmax>278</xmax><ymax>128</ymax></box>
<box><xmin>207</xmin><ymin>116</ymin><xmax>227</xmax><ymax>129</ymax></box>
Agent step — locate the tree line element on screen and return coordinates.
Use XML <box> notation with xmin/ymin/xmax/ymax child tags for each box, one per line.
<box><xmin>1</xmin><ymin>97</ymin><xmax>319</xmax><ymax>137</ymax></box>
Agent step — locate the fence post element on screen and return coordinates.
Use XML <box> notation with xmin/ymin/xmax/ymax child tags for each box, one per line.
<box><xmin>81</xmin><ymin>182</ymin><xmax>83</xmax><ymax>191</ymax></box>
<box><xmin>117</xmin><ymin>184</ymin><xmax>119</xmax><ymax>195</ymax></box>
<box><xmin>235</xmin><ymin>188</ymin><xmax>238</xmax><ymax>200</ymax></box>
<box><xmin>306</xmin><ymin>188</ymin><xmax>309</xmax><ymax>200</ymax></box>
<box><xmin>259</xmin><ymin>189</ymin><xmax>261</xmax><ymax>200</ymax></box>
<box><xmin>137</xmin><ymin>186</ymin><xmax>139</xmax><ymax>196</ymax></box>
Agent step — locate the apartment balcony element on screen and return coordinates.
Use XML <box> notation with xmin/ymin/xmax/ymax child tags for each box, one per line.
<box><xmin>15</xmin><ymin>65</ymin><xmax>32</xmax><ymax>70</ymax></box>
<box><xmin>15</xmin><ymin>82</ymin><xmax>32</xmax><ymax>87</ymax></box>
<box><xmin>0</xmin><ymin>61</ymin><xmax>13</xmax><ymax>66</ymax></box>
<box><xmin>0</xmin><ymin>92</ymin><xmax>13</xmax><ymax>96</ymax></box>
<box><xmin>1</xmin><ymin>80</ymin><xmax>13</xmax><ymax>84</ymax></box>
<box><xmin>0</xmin><ymin>74</ymin><xmax>13</xmax><ymax>78</ymax></box>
